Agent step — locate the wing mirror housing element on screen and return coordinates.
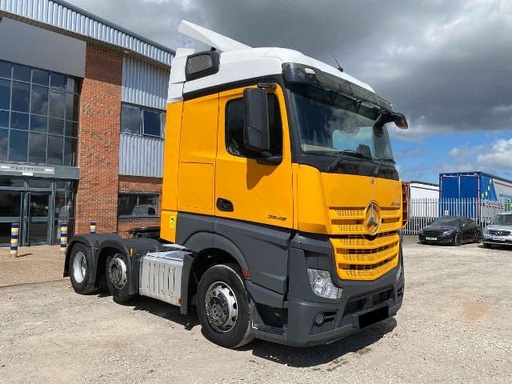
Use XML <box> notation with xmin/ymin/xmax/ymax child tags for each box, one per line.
<box><xmin>243</xmin><ymin>88</ymin><xmax>270</xmax><ymax>152</ymax></box>
<box><xmin>392</xmin><ymin>112</ymin><xmax>408</xmax><ymax>129</ymax></box>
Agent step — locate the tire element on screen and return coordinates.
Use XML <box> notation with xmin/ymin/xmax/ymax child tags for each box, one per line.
<box><xmin>454</xmin><ymin>233</ymin><xmax>461</xmax><ymax>246</ymax></box>
<box><xmin>483</xmin><ymin>242</ymin><xmax>491</xmax><ymax>248</ymax></box>
<box><xmin>474</xmin><ymin>232</ymin><xmax>482</xmax><ymax>243</ymax></box>
<box><xmin>196</xmin><ymin>263</ymin><xmax>254</xmax><ymax>349</ymax></box>
<box><xmin>68</xmin><ymin>243</ymin><xmax>98</xmax><ymax>294</ymax></box>
<box><xmin>106</xmin><ymin>252</ymin><xmax>135</xmax><ymax>304</ymax></box>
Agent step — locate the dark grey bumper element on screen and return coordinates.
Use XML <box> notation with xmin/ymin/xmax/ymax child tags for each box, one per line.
<box><xmin>252</xmin><ymin>266</ymin><xmax>405</xmax><ymax>347</ymax></box>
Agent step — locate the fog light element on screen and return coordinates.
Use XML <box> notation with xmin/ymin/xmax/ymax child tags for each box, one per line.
<box><xmin>307</xmin><ymin>268</ymin><xmax>341</xmax><ymax>300</ymax></box>
<box><xmin>314</xmin><ymin>312</ymin><xmax>325</xmax><ymax>326</ymax></box>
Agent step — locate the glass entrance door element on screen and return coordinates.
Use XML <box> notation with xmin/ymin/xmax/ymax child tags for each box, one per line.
<box><xmin>0</xmin><ymin>191</ymin><xmax>22</xmax><ymax>246</ymax></box>
<box><xmin>22</xmin><ymin>192</ymin><xmax>51</xmax><ymax>246</ymax></box>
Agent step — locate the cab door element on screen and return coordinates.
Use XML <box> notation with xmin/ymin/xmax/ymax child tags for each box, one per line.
<box><xmin>215</xmin><ymin>85</ymin><xmax>293</xmax><ymax>294</ymax></box>
<box><xmin>215</xmin><ymin>85</ymin><xmax>293</xmax><ymax>229</ymax></box>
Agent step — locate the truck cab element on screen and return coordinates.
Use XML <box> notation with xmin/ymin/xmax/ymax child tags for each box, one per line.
<box><xmin>65</xmin><ymin>21</ymin><xmax>408</xmax><ymax>348</ymax></box>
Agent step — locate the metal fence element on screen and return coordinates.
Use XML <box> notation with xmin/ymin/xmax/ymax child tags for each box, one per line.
<box><xmin>402</xmin><ymin>198</ymin><xmax>511</xmax><ymax>235</ymax></box>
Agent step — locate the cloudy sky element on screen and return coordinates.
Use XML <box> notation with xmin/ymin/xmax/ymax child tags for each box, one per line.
<box><xmin>66</xmin><ymin>0</ymin><xmax>512</xmax><ymax>184</ymax></box>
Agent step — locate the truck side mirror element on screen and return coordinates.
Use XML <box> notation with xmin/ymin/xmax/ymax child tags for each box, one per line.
<box><xmin>243</xmin><ymin>88</ymin><xmax>270</xmax><ymax>152</ymax></box>
<box><xmin>392</xmin><ymin>112</ymin><xmax>408</xmax><ymax>129</ymax></box>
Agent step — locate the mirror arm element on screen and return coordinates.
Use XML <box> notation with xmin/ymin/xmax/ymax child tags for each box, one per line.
<box><xmin>256</xmin><ymin>154</ymin><xmax>282</xmax><ymax>165</ymax></box>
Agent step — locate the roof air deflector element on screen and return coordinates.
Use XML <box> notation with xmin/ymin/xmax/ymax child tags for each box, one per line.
<box><xmin>178</xmin><ymin>20</ymin><xmax>251</xmax><ymax>52</ymax></box>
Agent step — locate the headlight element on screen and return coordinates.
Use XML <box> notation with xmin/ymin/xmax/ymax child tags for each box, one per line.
<box><xmin>443</xmin><ymin>230</ymin><xmax>454</xmax><ymax>236</ymax></box>
<box><xmin>307</xmin><ymin>268</ymin><xmax>341</xmax><ymax>300</ymax></box>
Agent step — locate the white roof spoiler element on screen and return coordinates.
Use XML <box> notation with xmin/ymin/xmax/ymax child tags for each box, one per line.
<box><xmin>178</xmin><ymin>20</ymin><xmax>251</xmax><ymax>52</ymax></box>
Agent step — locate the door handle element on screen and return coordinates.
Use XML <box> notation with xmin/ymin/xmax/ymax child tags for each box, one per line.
<box><xmin>216</xmin><ymin>198</ymin><xmax>234</xmax><ymax>212</ymax></box>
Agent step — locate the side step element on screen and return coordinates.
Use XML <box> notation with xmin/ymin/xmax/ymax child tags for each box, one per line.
<box><xmin>139</xmin><ymin>246</ymin><xmax>189</xmax><ymax>306</ymax></box>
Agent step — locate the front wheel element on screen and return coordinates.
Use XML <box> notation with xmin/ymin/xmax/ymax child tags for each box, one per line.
<box><xmin>454</xmin><ymin>233</ymin><xmax>462</xmax><ymax>246</ymax></box>
<box><xmin>106</xmin><ymin>253</ymin><xmax>135</xmax><ymax>304</ymax></box>
<box><xmin>69</xmin><ymin>243</ymin><xmax>98</xmax><ymax>294</ymax></box>
<box><xmin>196</xmin><ymin>264</ymin><xmax>254</xmax><ymax>349</ymax></box>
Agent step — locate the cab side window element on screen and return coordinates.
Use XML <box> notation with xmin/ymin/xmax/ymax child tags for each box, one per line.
<box><xmin>225</xmin><ymin>93</ymin><xmax>282</xmax><ymax>158</ymax></box>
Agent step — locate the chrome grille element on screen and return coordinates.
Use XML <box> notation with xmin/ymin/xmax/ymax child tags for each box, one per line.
<box><xmin>488</xmin><ymin>229</ymin><xmax>511</xmax><ymax>236</ymax></box>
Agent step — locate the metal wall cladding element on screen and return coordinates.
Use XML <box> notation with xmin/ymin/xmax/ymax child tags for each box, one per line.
<box><xmin>119</xmin><ymin>134</ymin><xmax>164</xmax><ymax>178</ymax></box>
<box><xmin>122</xmin><ymin>57</ymin><xmax>169</xmax><ymax>110</ymax></box>
<box><xmin>120</xmin><ymin>57</ymin><xmax>169</xmax><ymax>177</ymax></box>
<box><xmin>0</xmin><ymin>0</ymin><xmax>173</xmax><ymax>66</ymax></box>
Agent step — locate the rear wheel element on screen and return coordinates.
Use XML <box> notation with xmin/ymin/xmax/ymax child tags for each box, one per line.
<box><xmin>474</xmin><ymin>232</ymin><xmax>482</xmax><ymax>243</ymax></box>
<box><xmin>106</xmin><ymin>252</ymin><xmax>135</xmax><ymax>304</ymax></box>
<box><xmin>196</xmin><ymin>263</ymin><xmax>254</xmax><ymax>349</ymax></box>
<box><xmin>69</xmin><ymin>243</ymin><xmax>98</xmax><ymax>294</ymax></box>
<box><xmin>483</xmin><ymin>242</ymin><xmax>491</xmax><ymax>248</ymax></box>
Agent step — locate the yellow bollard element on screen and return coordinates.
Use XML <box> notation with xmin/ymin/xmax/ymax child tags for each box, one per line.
<box><xmin>60</xmin><ymin>221</ymin><xmax>68</xmax><ymax>254</ymax></box>
<box><xmin>10</xmin><ymin>223</ymin><xmax>19</xmax><ymax>258</ymax></box>
<box><xmin>89</xmin><ymin>221</ymin><xmax>96</xmax><ymax>234</ymax></box>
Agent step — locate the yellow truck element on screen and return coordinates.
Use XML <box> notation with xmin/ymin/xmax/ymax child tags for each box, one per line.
<box><xmin>64</xmin><ymin>21</ymin><xmax>408</xmax><ymax>348</ymax></box>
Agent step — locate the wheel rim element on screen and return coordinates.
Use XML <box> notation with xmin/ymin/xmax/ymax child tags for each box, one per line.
<box><xmin>204</xmin><ymin>281</ymin><xmax>238</xmax><ymax>333</ymax></box>
<box><xmin>72</xmin><ymin>251</ymin><xmax>87</xmax><ymax>283</ymax></box>
<box><xmin>109</xmin><ymin>254</ymin><xmax>128</xmax><ymax>290</ymax></box>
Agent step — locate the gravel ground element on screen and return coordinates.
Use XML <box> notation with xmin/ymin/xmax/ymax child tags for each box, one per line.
<box><xmin>1</xmin><ymin>237</ymin><xmax>511</xmax><ymax>384</ymax></box>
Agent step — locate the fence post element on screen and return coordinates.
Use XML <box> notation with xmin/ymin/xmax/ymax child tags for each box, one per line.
<box><xmin>89</xmin><ymin>221</ymin><xmax>96</xmax><ymax>235</ymax></box>
<box><xmin>60</xmin><ymin>221</ymin><xmax>68</xmax><ymax>254</ymax></box>
<box><xmin>10</xmin><ymin>222</ymin><xmax>19</xmax><ymax>258</ymax></box>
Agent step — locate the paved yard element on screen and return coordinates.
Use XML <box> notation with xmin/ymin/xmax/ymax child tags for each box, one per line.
<box><xmin>0</xmin><ymin>238</ymin><xmax>511</xmax><ymax>383</ymax></box>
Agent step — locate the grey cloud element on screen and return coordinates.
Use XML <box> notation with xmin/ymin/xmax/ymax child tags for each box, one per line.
<box><xmin>65</xmin><ymin>0</ymin><xmax>512</xmax><ymax>137</ymax></box>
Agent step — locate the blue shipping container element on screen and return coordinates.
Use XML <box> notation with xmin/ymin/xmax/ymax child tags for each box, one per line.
<box><xmin>439</xmin><ymin>171</ymin><xmax>512</xmax><ymax>217</ymax></box>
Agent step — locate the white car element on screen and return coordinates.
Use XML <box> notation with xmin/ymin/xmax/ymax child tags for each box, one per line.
<box><xmin>482</xmin><ymin>212</ymin><xmax>512</xmax><ymax>248</ymax></box>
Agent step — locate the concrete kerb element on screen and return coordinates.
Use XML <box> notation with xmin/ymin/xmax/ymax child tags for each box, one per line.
<box><xmin>0</xmin><ymin>245</ymin><xmax>66</xmax><ymax>288</ymax></box>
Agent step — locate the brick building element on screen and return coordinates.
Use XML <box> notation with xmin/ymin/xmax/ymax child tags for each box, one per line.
<box><xmin>0</xmin><ymin>0</ymin><xmax>174</xmax><ymax>246</ymax></box>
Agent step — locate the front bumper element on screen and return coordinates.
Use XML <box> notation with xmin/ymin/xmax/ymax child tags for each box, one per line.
<box><xmin>254</xmin><ymin>276</ymin><xmax>404</xmax><ymax>347</ymax></box>
<box><xmin>284</xmin><ymin>279</ymin><xmax>404</xmax><ymax>347</ymax></box>
<box><xmin>418</xmin><ymin>233</ymin><xmax>456</xmax><ymax>245</ymax></box>
<box><xmin>483</xmin><ymin>234</ymin><xmax>512</xmax><ymax>246</ymax></box>
<box><xmin>252</xmin><ymin>260</ymin><xmax>405</xmax><ymax>347</ymax></box>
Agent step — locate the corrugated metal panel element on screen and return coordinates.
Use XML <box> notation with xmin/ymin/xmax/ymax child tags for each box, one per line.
<box><xmin>0</xmin><ymin>0</ymin><xmax>174</xmax><ymax>66</ymax></box>
<box><xmin>119</xmin><ymin>134</ymin><xmax>164</xmax><ymax>177</ymax></box>
<box><xmin>122</xmin><ymin>57</ymin><xmax>169</xmax><ymax>110</ymax></box>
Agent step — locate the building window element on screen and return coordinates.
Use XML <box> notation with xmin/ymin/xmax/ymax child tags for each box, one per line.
<box><xmin>0</xmin><ymin>60</ymin><xmax>80</xmax><ymax>166</ymax></box>
<box><xmin>118</xmin><ymin>193</ymin><xmax>159</xmax><ymax>217</ymax></box>
<box><xmin>225</xmin><ymin>93</ymin><xmax>282</xmax><ymax>158</ymax></box>
<box><xmin>121</xmin><ymin>103</ymin><xmax>165</xmax><ymax>138</ymax></box>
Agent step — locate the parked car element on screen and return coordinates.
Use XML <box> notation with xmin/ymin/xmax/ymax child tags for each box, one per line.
<box><xmin>482</xmin><ymin>212</ymin><xmax>512</xmax><ymax>248</ymax></box>
<box><xmin>418</xmin><ymin>216</ymin><xmax>482</xmax><ymax>245</ymax></box>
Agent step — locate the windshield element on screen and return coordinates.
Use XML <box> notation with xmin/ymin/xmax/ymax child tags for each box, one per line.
<box><xmin>491</xmin><ymin>214</ymin><xmax>512</xmax><ymax>225</ymax></box>
<box><xmin>290</xmin><ymin>85</ymin><xmax>394</xmax><ymax>160</ymax></box>
<box><xmin>431</xmin><ymin>217</ymin><xmax>461</xmax><ymax>227</ymax></box>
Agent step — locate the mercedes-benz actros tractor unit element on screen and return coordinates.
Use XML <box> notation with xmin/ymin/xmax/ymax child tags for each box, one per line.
<box><xmin>64</xmin><ymin>20</ymin><xmax>408</xmax><ymax>348</ymax></box>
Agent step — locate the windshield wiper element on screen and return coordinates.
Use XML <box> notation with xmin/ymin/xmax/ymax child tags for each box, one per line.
<box><xmin>326</xmin><ymin>150</ymin><xmax>365</xmax><ymax>172</ymax></box>
<box><xmin>372</xmin><ymin>157</ymin><xmax>395</xmax><ymax>176</ymax></box>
